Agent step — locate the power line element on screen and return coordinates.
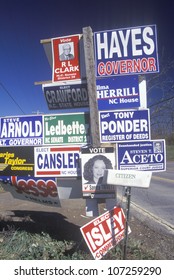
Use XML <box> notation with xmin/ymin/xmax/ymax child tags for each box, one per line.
<box><xmin>0</xmin><ymin>82</ymin><xmax>25</xmax><ymax>114</ymax></box>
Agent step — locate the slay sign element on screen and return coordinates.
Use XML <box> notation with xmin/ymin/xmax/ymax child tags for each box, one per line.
<box><xmin>80</xmin><ymin>207</ymin><xmax>131</xmax><ymax>259</ymax></box>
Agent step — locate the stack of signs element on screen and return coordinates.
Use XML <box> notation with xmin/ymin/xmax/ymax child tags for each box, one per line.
<box><xmin>94</xmin><ymin>24</ymin><xmax>166</xmax><ymax>173</ymax></box>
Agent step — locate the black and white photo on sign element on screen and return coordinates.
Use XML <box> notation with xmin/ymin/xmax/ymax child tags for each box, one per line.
<box><xmin>153</xmin><ymin>141</ymin><xmax>163</xmax><ymax>153</ymax></box>
<box><xmin>59</xmin><ymin>42</ymin><xmax>74</xmax><ymax>61</ymax></box>
<box><xmin>82</xmin><ymin>154</ymin><xmax>114</xmax><ymax>186</ymax></box>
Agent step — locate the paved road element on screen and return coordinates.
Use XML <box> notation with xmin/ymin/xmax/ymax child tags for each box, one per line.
<box><xmin>126</xmin><ymin>161</ymin><xmax>174</xmax><ymax>234</ymax></box>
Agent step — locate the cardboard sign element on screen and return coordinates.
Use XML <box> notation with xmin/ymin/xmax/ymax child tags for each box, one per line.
<box><xmin>102</xmin><ymin>169</ymin><xmax>152</xmax><ymax>188</ymax></box>
<box><xmin>97</xmin><ymin>75</ymin><xmax>140</xmax><ymax>110</ymax></box>
<box><xmin>94</xmin><ymin>24</ymin><xmax>159</xmax><ymax>77</ymax></box>
<box><xmin>99</xmin><ymin>109</ymin><xmax>150</xmax><ymax>143</ymax></box>
<box><xmin>80</xmin><ymin>207</ymin><xmax>131</xmax><ymax>259</ymax></box>
<box><xmin>117</xmin><ymin>139</ymin><xmax>166</xmax><ymax>171</ymax></box>
<box><xmin>43</xmin><ymin>112</ymin><xmax>90</xmax><ymax>145</ymax></box>
<box><xmin>52</xmin><ymin>34</ymin><xmax>81</xmax><ymax>82</ymax></box>
<box><xmin>0</xmin><ymin>176</ymin><xmax>60</xmax><ymax>207</ymax></box>
<box><xmin>0</xmin><ymin>146</ymin><xmax>34</xmax><ymax>176</ymax></box>
<box><xmin>43</xmin><ymin>82</ymin><xmax>89</xmax><ymax>110</ymax></box>
<box><xmin>0</xmin><ymin>115</ymin><xmax>43</xmax><ymax>146</ymax></box>
<box><xmin>34</xmin><ymin>146</ymin><xmax>81</xmax><ymax>177</ymax></box>
<box><xmin>81</xmin><ymin>146</ymin><xmax>116</xmax><ymax>197</ymax></box>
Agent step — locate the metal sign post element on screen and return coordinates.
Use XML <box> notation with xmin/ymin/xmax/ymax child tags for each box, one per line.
<box><xmin>123</xmin><ymin>186</ymin><xmax>132</xmax><ymax>260</ymax></box>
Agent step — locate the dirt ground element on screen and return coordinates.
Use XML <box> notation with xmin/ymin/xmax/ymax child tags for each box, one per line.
<box><xmin>0</xmin><ymin>191</ymin><xmax>174</xmax><ymax>260</ymax></box>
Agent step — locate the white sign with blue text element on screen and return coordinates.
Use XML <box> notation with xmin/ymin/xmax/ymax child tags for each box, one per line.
<box><xmin>117</xmin><ymin>140</ymin><xmax>166</xmax><ymax>172</ymax></box>
<box><xmin>99</xmin><ymin>109</ymin><xmax>150</xmax><ymax>143</ymax></box>
<box><xmin>96</xmin><ymin>75</ymin><xmax>140</xmax><ymax>110</ymax></box>
<box><xmin>0</xmin><ymin>115</ymin><xmax>43</xmax><ymax>146</ymax></box>
<box><xmin>94</xmin><ymin>24</ymin><xmax>159</xmax><ymax>77</ymax></box>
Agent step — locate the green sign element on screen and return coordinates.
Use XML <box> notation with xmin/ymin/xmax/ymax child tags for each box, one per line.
<box><xmin>43</xmin><ymin>113</ymin><xmax>90</xmax><ymax>145</ymax></box>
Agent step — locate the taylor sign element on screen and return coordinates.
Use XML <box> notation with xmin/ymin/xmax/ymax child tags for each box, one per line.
<box><xmin>99</xmin><ymin>109</ymin><xmax>150</xmax><ymax>143</ymax></box>
<box><xmin>94</xmin><ymin>24</ymin><xmax>159</xmax><ymax>77</ymax></box>
<box><xmin>80</xmin><ymin>207</ymin><xmax>131</xmax><ymax>260</ymax></box>
<box><xmin>102</xmin><ymin>169</ymin><xmax>152</xmax><ymax>188</ymax></box>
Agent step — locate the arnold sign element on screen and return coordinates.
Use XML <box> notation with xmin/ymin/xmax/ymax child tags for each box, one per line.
<box><xmin>94</xmin><ymin>24</ymin><xmax>159</xmax><ymax>77</ymax></box>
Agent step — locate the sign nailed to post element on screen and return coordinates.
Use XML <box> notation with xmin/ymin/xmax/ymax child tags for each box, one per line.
<box><xmin>99</xmin><ymin>109</ymin><xmax>150</xmax><ymax>143</ymax></box>
<box><xmin>0</xmin><ymin>115</ymin><xmax>43</xmax><ymax>146</ymax></box>
<box><xmin>117</xmin><ymin>139</ymin><xmax>166</xmax><ymax>171</ymax></box>
<box><xmin>52</xmin><ymin>34</ymin><xmax>81</xmax><ymax>82</ymax></box>
<box><xmin>34</xmin><ymin>146</ymin><xmax>81</xmax><ymax>177</ymax></box>
<box><xmin>96</xmin><ymin>75</ymin><xmax>140</xmax><ymax>110</ymax></box>
<box><xmin>43</xmin><ymin>82</ymin><xmax>89</xmax><ymax>110</ymax></box>
<box><xmin>43</xmin><ymin>112</ymin><xmax>90</xmax><ymax>145</ymax></box>
<box><xmin>94</xmin><ymin>24</ymin><xmax>159</xmax><ymax>77</ymax></box>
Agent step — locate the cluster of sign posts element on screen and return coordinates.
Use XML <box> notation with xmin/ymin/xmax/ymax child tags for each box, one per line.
<box><xmin>0</xmin><ymin>24</ymin><xmax>166</xmax><ymax>259</ymax></box>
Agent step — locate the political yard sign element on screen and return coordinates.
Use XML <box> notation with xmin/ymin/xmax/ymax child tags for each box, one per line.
<box><xmin>94</xmin><ymin>24</ymin><xmax>159</xmax><ymax>77</ymax></box>
<box><xmin>0</xmin><ymin>115</ymin><xmax>43</xmax><ymax>146</ymax></box>
<box><xmin>117</xmin><ymin>140</ymin><xmax>166</xmax><ymax>172</ymax></box>
<box><xmin>43</xmin><ymin>82</ymin><xmax>89</xmax><ymax>110</ymax></box>
<box><xmin>81</xmin><ymin>146</ymin><xmax>116</xmax><ymax>198</ymax></box>
<box><xmin>34</xmin><ymin>146</ymin><xmax>81</xmax><ymax>177</ymax></box>
<box><xmin>80</xmin><ymin>207</ymin><xmax>131</xmax><ymax>260</ymax></box>
<box><xmin>99</xmin><ymin>109</ymin><xmax>150</xmax><ymax>143</ymax></box>
<box><xmin>96</xmin><ymin>75</ymin><xmax>140</xmax><ymax>110</ymax></box>
<box><xmin>0</xmin><ymin>146</ymin><xmax>34</xmax><ymax>176</ymax></box>
<box><xmin>52</xmin><ymin>34</ymin><xmax>81</xmax><ymax>82</ymax></box>
<box><xmin>43</xmin><ymin>112</ymin><xmax>90</xmax><ymax>145</ymax></box>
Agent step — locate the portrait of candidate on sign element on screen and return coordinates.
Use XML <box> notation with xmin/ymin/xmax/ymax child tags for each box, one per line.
<box><xmin>83</xmin><ymin>154</ymin><xmax>113</xmax><ymax>185</ymax></box>
<box><xmin>59</xmin><ymin>42</ymin><xmax>74</xmax><ymax>61</ymax></box>
<box><xmin>153</xmin><ymin>141</ymin><xmax>163</xmax><ymax>153</ymax></box>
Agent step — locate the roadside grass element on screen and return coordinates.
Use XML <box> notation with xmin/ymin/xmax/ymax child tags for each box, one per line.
<box><xmin>0</xmin><ymin>226</ymin><xmax>155</xmax><ymax>260</ymax></box>
<box><xmin>166</xmin><ymin>145</ymin><xmax>174</xmax><ymax>161</ymax></box>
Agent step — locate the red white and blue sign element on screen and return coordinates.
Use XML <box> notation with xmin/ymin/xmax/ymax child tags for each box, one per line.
<box><xmin>0</xmin><ymin>115</ymin><xmax>43</xmax><ymax>146</ymax></box>
<box><xmin>94</xmin><ymin>24</ymin><xmax>159</xmax><ymax>77</ymax></box>
<box><xmin>34</xmin><ymin>146</ymin><xmax>81</xmax><ymax>177</ymax></box>
<box><xmin>96</xmin><ymin>75</ymin><xmax>140</xmax><ymax>110</ymax></box>
<box><xmin>99</xmin><ymin>109</ymin><xmax>150</xmax><ymax>143</ymax></box>
<box><xmin>117</xmin><ymin>140</ymin><xmax>166</xmax><ymax>172</ymax></box>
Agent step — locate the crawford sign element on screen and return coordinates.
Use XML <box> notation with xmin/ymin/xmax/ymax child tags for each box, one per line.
<box><xmin>117</xmin><ymin>140</ymin><xmax>166</xmax><ymax>171</ymax></box>
<box><xmin>43</xmin><ymin>82</ymin><xmax>89</xmax><ymax>110</ymax></box>
<box><xmin>94</xmin><ymin>24</ymin><xmax>159</xmax><ymax>77</ymax></box>
<box><xmin>99</xmin><ymin>109</ymin><xmax>150</xmax><ymax>143</ymax></box>
<box><xmin>96</xmin><ymin>75</ymin><xmax>140</xmax><ymax>110</ymax></box>
<box><xmin>34</xmin><ymin>146</ymin><xmax>81</xmax><ymax>177</ymax></box>
<box><xmin>43</xmin><ymin>112</ymin><xmax>90</xmax><ymax>145</ymax></box>
<box><xmin>0</xmin><ymin>115</ymin><xmax>43</xmax><ymax>146</ymax></box>
<box><xmin>80</xmin><ymin>207</ymin><xmax>131</xmax><ymax>260</ymax></box>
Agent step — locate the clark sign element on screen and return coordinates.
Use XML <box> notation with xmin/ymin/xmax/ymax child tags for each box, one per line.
<box><xmin>99</xmin><ymin>109</ymin><xmax>150</xmax><ymax>143</ymax></box>
<box><xmin>117</xmin><ymin>140</ymin><xmax>166</xmax><ymax>171</ymax></box>
<box><xmin>94</xmin><ymin>24</ymin><xmax>159</xmax><ymax>77</ymax></box>
<box><xmin>80</xmin><ymin>207</ymin><xmax>131</xmax><ymax>260</ymax></box>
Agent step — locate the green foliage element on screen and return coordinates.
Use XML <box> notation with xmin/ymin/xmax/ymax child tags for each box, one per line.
<box><xmin>0</xmin><ymin>227</ymin><xmax>156</xmax><ymax>260</ymax></box>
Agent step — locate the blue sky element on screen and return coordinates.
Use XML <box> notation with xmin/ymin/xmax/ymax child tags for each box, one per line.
<box><xmin>0</xmin><ymin>0</ymin><xmax>173</xmax><ymax>117</ymax></box>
